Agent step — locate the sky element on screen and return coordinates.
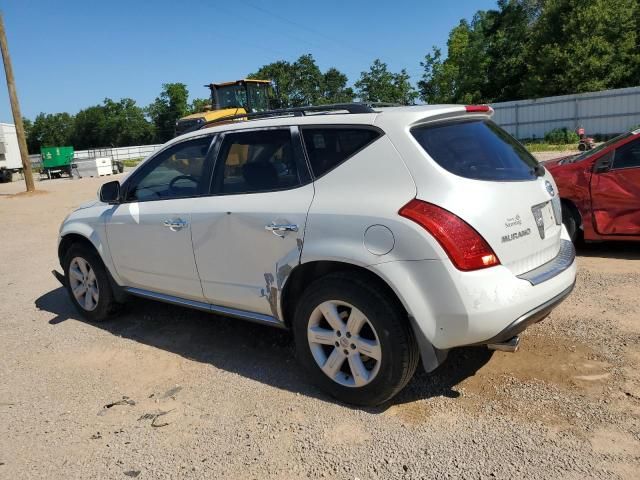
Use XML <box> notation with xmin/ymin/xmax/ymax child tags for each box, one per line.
<box><xmin>0</xmin><ymin>0</ymin><xmax>498</xmax><ymax>123</ymax></box>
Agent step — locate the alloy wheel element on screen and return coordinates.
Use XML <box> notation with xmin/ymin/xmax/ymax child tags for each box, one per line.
<box><xmin>68</xmin><ymin>257</ymin><xmax>99</xmax><ymax>312</ymax></box>
<box><xmin>307</xmin><ymin>300</ymin><xmax>382</xmax><ymax>387</ymax></box>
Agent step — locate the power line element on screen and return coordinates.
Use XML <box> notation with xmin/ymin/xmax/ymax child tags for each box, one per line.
<box><xmin>243</xmin><ymin>1</ymin><xmax>380</xmax><ymax>60</ymax></box>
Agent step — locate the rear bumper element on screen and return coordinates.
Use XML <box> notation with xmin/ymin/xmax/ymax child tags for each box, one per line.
<box><xmin>370</xmin><ymin>238</ymin><xmax>577</xmax><ymax>350</ymax></box>
<box><xmin>476</xmin><ymin>280</ymin><xmax>575</xmax><ymax>345</ymax></box>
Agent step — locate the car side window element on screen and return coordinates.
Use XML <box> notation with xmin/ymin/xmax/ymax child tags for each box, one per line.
<box><xmin>301</xmin><ymin>127</ymin><xmax>381</xmax><ymax>178</ymax></box>
<box><xmin>213</xmin><ymin>129</ymin><xmax>300</xmax><ymax>194</ymax></box>
<box><xmin>126</xmin><ymin>136</ymin><xmax>213</xmax><ymax>202</ymax></box>
<box><xmin>613</xmin><ymin>139</ymin><xmax>640</xmax><ymax>170</ymax></box>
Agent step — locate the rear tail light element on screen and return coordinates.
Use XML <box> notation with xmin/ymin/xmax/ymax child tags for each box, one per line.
<box><xmin>465</xmin><ymin>105</ymin><xmax>493</xmax><ymax>113</ymax></box>
<box><xmin>399</xmin><ymin>199</ymin><xmax>500</xmax><ymax>271</ymax></box>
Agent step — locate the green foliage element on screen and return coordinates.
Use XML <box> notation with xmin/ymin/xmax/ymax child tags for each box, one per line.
<box><xmin>543</xmin><ymin>127</ymin><xmax>580</xmax><ymax>144</ymax></box>
<box><xmin>420</xmin><ymin>0</ymin><xmax>640</xmax><ymax>103</ymax></box>
<box><xmin>189</xmin><ymin>98</ymin><xmax>211</xmax><ymax>114</ymax></box>
<box><xmin>249</xmin><ymin>60</ymin><xmax>295</xmax><ymax>109</ymax></box>
<box><xmin>147</xmin><ymin>83</ymin><xmax>190</xmax><ymax>143</ymax></box>
<box><xmin>525</xmin><ymin>0</ymin><xmax>639</xmax><ymax>97</ymax></box>
<box><xmin>524</xmin><ymin>142</ymin><xmax>579</xmax><ymax>152</ymax></box>
<box><xmin>122</xmin><ymin>158</ymin><xmax>143</xmax><ymax>167</ymax></box>
<box><xmin>320</xmin><ymin>68</ymin><xmax>354</xmax><ymax>104</ymax></box>
<box><xmin>249</xmin><ymin>54</ymin><xmax>354</xmax><ymax>108</ymax></box>
<box><xmin>354</xmin><ymin>59</ymin><xmax>417</xmax><ymax>105</ymax></box>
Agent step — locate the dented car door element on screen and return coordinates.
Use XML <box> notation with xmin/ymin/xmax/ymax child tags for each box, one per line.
<box><xmin>190</xmin><ymin>127</ymin><xmax>314</xmax><ymax>319</ymax></box>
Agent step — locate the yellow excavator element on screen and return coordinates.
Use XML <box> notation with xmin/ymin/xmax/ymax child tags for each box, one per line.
<box><xmin>175</xmin><ymin>79</ymin><xmax>271</xmax><ymax>136</ymax></box>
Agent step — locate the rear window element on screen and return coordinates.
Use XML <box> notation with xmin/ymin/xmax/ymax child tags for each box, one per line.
<box><xmin>411</xmin><ymin>120</ymin><xmax>539</xmax><ymax>181</ymax></box>
<box><xmin>302</xmin><ymin>127</ymin><xmax>380</xmax><ymax>178</ymax></box>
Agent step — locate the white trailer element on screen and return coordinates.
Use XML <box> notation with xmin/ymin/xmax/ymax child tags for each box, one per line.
<box><xmin>0</xmin><ymin>123</ymin><xmax>23</xmax><ymax>182</ymax></box>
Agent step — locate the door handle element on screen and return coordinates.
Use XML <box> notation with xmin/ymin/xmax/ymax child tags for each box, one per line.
<box><xmin>163</xmin><ymin>218</ymin><xmax>188</xmax><ymax>231</ymax></box>
<box><xmin>265</xmin><ymin>223</ymin><xmax>299</xmax><ymax>236</ymax></box>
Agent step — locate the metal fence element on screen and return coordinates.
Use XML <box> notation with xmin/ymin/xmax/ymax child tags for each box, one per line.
<box><xmin>29</xmin><ymin>144</ymin><xmax>162</xmax><ymax>169</ymax></box>
<box><xmin>491</xmin><ymin>86</ymin><xmax>640</xmax><ymax>140</ymax></box>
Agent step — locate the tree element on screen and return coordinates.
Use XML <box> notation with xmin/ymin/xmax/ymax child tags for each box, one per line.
<box><xmin>320</xmin><ymin>68</ymin><xmax>354</xmax><ymax>104</ymax></box>
<box><xmin>71</xmin><ymin>105</ymin><xmax>105</xmax><ymax>150</ymax></box>
<box><xmin>289</xmin><ymin>54</ymin><xmax>324</xmax><ymax>106</ymax></box>
<box><xmin>72</xmin><ymin>98</ymin><xmax>153</xmax><ymax>149</ymax></box>
<box><xmin>102</xmin><ymin>98</ymin><xmax>153</xmax><ymax>147</ymax></box>
<box><xmin>249</xmin><ymin>60</ymin><xmax>296</xmax><ymax>108</ymax></box>
<box><xmin>354</xmin><ymin>59</ymin><xmax>417</xmax><ymax>105</ymax></box>
<box><xmin>147</xmin><ymin>83</ymin><xmax>190</xmax><ymax>143</ymax></box>
<box><xmin>419</xmin><ymin>0</ymin><xmax>640</xmax><ymax>104</ymax></box>
<box><xmin>249</xmin><ymin>54</ymin><xmax>354</xmax><ymax>107</ymax></box>
<box><xmin>483</xmin><ymin>0</ymin><xmax>541</xmax><ymax>101</ymax></box>
<box><xmin>525</xmin><ymin>0</ymin><xmax>640</xmax><ymax>97</ymax></box>
<box><xmin>189</xmin><ymin>98</ymin><xmax>211</xmax><ymax>114</ymax></box>
<box><xmin>27</xmin><ymin>112</ymin><xmax>74</xmax><ymax>152</ymax></box>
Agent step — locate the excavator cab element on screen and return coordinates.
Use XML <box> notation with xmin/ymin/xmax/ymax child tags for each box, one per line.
<box><xmin>175</xmin><ymin>79</ymin><xmax>271</xmax><ymax>136</ymax></box>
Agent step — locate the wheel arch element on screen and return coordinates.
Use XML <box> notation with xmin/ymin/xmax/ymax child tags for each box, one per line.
<box><xmin>280</xmin><ymin>260</ymin><xmax>407</xmax><ymax>328</ymax></box>
<box><xmin>560</xmin><ymin>197</ymin><xmax>583</xmax><ymax>229</ymax></box>
<box><xmin>280</xmin><ymin>259</ymin><xmax>447</xmax><ymax>372</ymax></box>
<box><xmin>58</xmin><ymin>232</ymin><xmax>99</xmax><ymax>266</ymax></box>
<box><xmin>58</xmin><ymin>229</ymin><xmax>127</xmax><ymax>302</ymax></box>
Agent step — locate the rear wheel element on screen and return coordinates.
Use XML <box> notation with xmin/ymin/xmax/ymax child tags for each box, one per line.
<box><xmin>561</xmin><ymin>202</ymin><xmax>580</xmax><ymax>242</ymax></box>
<box><xmin>63</xmin><ymin>244</ymin><xmax>119</xmax><ymax>321</ymax></box>
<box><xmin>293</xmin><ymin>273</ymin><xmax>419</xmax><ymax>406</ymax></box>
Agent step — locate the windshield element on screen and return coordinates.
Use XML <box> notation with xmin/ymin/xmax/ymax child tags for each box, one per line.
<box><xmin>569</xmin><ymin>132</ymin><xmax>634</xmax><ymax>163</ymax></box>
<box><xmin>246</xmin><ymin>83</ymin><xmax>270</xmax><ymax>112</ymax></box>
<box><xmin>215</xmin><ymin>85</ymin><xmax>248</xmax><ymax>109</ymax></box>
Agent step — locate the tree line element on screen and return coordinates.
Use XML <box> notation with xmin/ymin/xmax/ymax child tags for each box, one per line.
<box><xmin>23</xmin><ymin>0</ymin><xmax>640</xmax><ymax>153</ymax></box>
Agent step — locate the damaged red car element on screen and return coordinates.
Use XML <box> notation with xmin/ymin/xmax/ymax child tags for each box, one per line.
<box><xmin>545</xmin><ymin>128</ymin><xmax>640</xmax><ymax>242</ymax></box>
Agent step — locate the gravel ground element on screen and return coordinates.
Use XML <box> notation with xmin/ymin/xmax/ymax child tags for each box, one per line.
<box><xmin>0</xmin><ymin>174</ymin><xmax>638</xmax><ymax>479</ymax></box>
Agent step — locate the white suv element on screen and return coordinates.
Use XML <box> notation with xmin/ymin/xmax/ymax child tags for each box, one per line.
<box><xmin>56</xmin><ymin>104</ymin><xmax>576</xmax><ymax>406</ymax></box>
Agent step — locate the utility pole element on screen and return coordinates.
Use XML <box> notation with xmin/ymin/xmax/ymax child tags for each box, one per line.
<box><xmin>0</xmin><ymin>12</ymin><xmax>35</xmax><ymax>192</ymax></box>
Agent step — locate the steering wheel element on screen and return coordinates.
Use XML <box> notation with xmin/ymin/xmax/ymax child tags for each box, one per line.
<box><xmin>168</xmin><ymin>175</ymin><xmax>198</xmax><ymax>192</ymax></box>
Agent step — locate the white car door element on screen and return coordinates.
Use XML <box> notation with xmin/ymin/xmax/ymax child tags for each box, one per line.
<box><xmin>190</xmin><ymin>127</ymin><xmax>314</xmax><ymax>319</ymax></box>
<box><xmin>106</xmin><ymin>135</ymin><xmax>215</xmax><ymax>301</ymax></box>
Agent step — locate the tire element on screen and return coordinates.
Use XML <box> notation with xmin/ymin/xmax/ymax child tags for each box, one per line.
<box><xmin>63</xmin><ymin>243</ymin><xmax>119</xmax><ymax>322</ymax></box>
<box><xmin>4</xmin><ymin>170</ymin><xmax>12</xmax><ymax>182</ymax></box>
<box><xmin>578</xmin><ymin>142</ymin><xmax>587</xmax><ymax>152</ymax></box>
<box><xmin>561</xmin><ymin>203</ymin><xmax>579</xmax><ymax>242</ymax></box>
<box><xmin>293</xmin><ymin>272</ymin><xmax>419</xmax><ymax>406</ymax></box>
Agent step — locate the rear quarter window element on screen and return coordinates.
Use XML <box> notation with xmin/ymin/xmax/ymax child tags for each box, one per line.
<box><xmin>301</xmin><ymin>127</ymin><xmax>381</xmax><ymax>178</ymax></box>
<box><xmin>411</xmin><ymin>120</ymin><xmax>539</xmax><ymax>181</ymax></box>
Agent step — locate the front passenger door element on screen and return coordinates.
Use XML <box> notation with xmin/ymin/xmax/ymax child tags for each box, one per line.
<box><xmin>190</xmin><ymin>127</ymin><xmax>314</xmax><ymax>317</ymax></box>
<box><xmin>590</xmin><ymin>138</ymin><xmax>640</xmax><ymax>235</ymax></box>
<box><xmin>106</xmin><ymin>135</ymin><xmax>214</xmax><ymax>300</ymax></box>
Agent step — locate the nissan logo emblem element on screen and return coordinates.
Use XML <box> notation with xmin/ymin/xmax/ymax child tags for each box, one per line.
<box><xmin>545</xmin><ymin>180</ymin><xmax>555</xmax><ymax>197</ymax></box>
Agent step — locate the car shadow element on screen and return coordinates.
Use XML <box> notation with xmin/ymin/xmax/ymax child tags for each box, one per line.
<box><xmin>576</xmin><ymin>241</ymin><xmax>640</xmax><ymax>260</ymax></box>
<box><xmin>35</xmin><ymin>287</ymin><xmax>493</xmax><ymax>411</ymax></box>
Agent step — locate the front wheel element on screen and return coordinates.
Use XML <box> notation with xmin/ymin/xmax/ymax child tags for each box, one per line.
<box><xmin>63</xmin><ymin>244</ymin><xmax>119</xmax><ymax>321</ymax></box>
<box><xmin>293</xmin><ymin>273</ymin><xmax>419</xmax><ymax>406</ymax></box>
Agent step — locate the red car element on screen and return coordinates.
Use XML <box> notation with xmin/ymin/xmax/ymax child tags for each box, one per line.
<box><xmin>545</xmin><ymin>128</ymin><xmax>640</xmax><ymax>242</ymax></box>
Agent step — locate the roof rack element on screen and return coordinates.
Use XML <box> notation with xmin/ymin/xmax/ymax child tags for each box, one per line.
<box><xmin>198</xmin><ymin>103</ymin><xmax>376</xmax><ymax>130</ymax></box>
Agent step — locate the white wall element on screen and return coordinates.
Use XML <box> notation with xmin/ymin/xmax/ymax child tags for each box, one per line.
<box><xmin>0</xmin><ymin>123</ymin><xmax>22</xmax><ymax>170</ymax></box>
<box><xmin>491</xmin><ymin>86</ymin><xmax>640</xmax><ymax>139</ymax></box>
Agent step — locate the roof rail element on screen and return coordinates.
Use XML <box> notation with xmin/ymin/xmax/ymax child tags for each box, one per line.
<box><xmin>198</xmin><ymin>103</ymin><xmax>376</xmax><ymax>130</ymax></box>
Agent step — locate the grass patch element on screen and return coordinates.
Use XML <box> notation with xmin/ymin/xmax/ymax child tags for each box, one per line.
<box><xmin>122</xmin><ymin>158</ymin><xmax>143</xmax><ymax>167</ymax></box>
<box><xmin>524</xmin><ymin>143</ymin><xmax>579</xmax><ymax>152</ymax></box>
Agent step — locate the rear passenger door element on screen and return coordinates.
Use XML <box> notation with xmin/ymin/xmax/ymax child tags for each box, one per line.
<box><xmin>190</xmin><ymin>127</ymin><xmax>314</xmax><ymax>318</ymax></box>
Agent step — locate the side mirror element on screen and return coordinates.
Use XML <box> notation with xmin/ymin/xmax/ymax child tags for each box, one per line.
<box><xmin>99</xmin><ymin>180</ymin><xmax>121</xmax><ymax>204</ymax></box>
<box><xmin>593</xmin><ymin>151</ymin><xmax>613</xmax><ymax>173</ymax></box>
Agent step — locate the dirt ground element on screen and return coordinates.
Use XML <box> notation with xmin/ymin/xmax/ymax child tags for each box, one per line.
<box><xmin>0</xmin><ymin>174</ymin><xmax>638</xmax><ymax>479</ymax></box>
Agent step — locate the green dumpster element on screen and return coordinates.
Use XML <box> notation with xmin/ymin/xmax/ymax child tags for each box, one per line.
<box><xmin>41</xmin><ymin>146</ymin><xmax>74</xmax><ymax>178</ymax></box>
